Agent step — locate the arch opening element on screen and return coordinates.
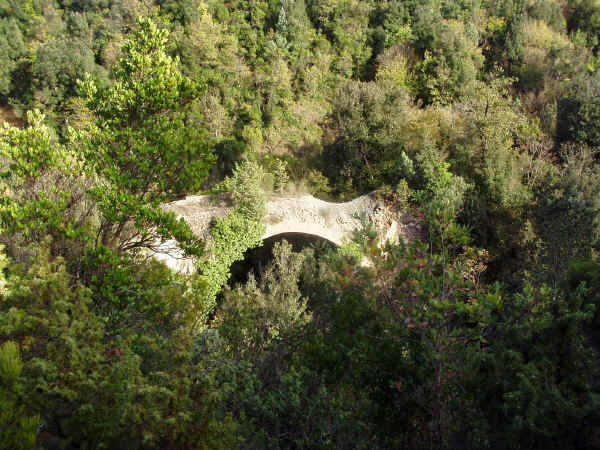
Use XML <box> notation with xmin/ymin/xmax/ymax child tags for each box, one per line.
<box><xmin>228</xmin><ymin>232</ymin><xmax>337</xmax><ymax>287</ymax></box>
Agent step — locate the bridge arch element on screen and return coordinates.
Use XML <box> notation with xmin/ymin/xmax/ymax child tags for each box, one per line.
<box><xmin>262</xmin><ymin>231</ymin><xmax>339</xmax><ymax>248</ymax></box>
<box><xmin>262</xmin><ymin>222</ymin><xmax>345</xmax><ymax>246</ymax></box>
<box><xmin>155</xmin><ymin>192</ymin><xmax>420</xmax><ymax>273</ymax></box>
<box><xmin>228</xmin><ymin>231</ymin><xmax>337</xmax><ymax>285</ymax></box>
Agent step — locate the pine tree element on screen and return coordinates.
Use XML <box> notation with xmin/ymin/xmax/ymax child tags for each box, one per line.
<box><xmin>0</xmin><ymin>341</ymin><xmax>39</xmax><ymax>450</ymax></box>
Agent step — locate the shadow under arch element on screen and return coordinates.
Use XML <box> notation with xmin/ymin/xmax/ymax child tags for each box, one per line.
<box><xmin>228</xmin><ymin>232</ymin><xmax>338</xmax><ymax>287</ymax></box>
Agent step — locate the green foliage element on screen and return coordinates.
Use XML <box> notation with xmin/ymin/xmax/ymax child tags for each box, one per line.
<box><xmin>296</xmin><ymin>237</ymin><xmax>598</xmax><ymax>448</ymax></box>
<box><xmin>568</xmin><ymin>0</ymin><xmax>600</xmax><ymax>48</ymax></box>
<box><xmin>0</xmin><ymin>245</ymin><xmax>236</xmax><ymax>449</ymax></box>
<box><xmin>413</xmin><ymin>16</ymin><xmax>484</xmax><ymax>104</ymax></box>
<box><xmin>0</xmin><ymin>18</ymin><xmax>25</xmax><ymax>96</ymax></box>
<box><xmin>0</xmin><ymin>341</ymin><xmax>39</xmax><ymax>450</ymax></box>
<box><xmin>80</xmin><ymin>245</ymin><xmax>206</xmax><ymax>339</ymax></box>
<box><xmin>414</xmin><ymin>142</ymin><xmax>470</xmax><ymax>247</ymax></box>
<box><xmin>463</xmin><ymin>283</ymin><xmax>598</xmax><ymax>448</ymax></box>
<box><xmin>196</xmin><ymin>159</ymin><xmax>274</xmax><ymax>320</ymax></box>
<box><xmin>454</xmin><ymin>76</ymin><xmax>533</xmax><ymax>210</ymax></box>
<box><xmin>323</xmin><ymin>80</ymin><xmax>410</xmax><ymax>194</ymax></box>
<box><xmin>0</xmin><ymin>109</ymin><xmax>64</xmax><ymax>180</ymax></box>
<box><xmin>198</xmin><ymin>210</ymin><xmax>265</xmax><ymax>323</ymax></box>
<box><xmin>210</xmin><ymin>241</ymin><xmax>373</xmax><ymax>449</ymax></box>
<box><xmin>534</xmin><ymin>143</ymin><xmax>600</xmax><ymax>283</ymax></box>
<box><xmin>218</xmin><ymin>240</ymin><xmax>311</xmax><ymax>360</ymax></box>
<box><xmin>1</xmin><ymin>1</ymin><xmax>600</xmax><ymax>448</ymax></box>
<box><xmin>75</xmin><ymin>17</ymin><xmax>213</xmax><ymax>256</ymax></box>
<box><xmin>557</xmin><ymin>71</ymin><xmax>600</xmax><ymax>147</ymax></box>
<box><xmin>446</xmin><ymin>75</ymin><xmax>540</xmax><ymax>280</ymax></box>
<box><xmin>273</xmin><ymin>159</ymin><xmax>289</xmax><ymax>193</ymax></box>
<box><xmin>0</xmin><ymin>110</ymin><xmax>91</xmax><ymax>259</ymax></box>
<box><xmin>306</xmin><ymin>0</ymin><xmax>374</xmax><ymax>77</ymax></box>
<box><xmin>567</xmin><ymin>258</ymin><xmax>600</xmax><ymax>337</ymax></box>
<box><xmin>217</xmin><ymin>159</ymin><xmax>268</xmax><ymax>221</ymax></box>
<box><xmin>33</xmin><ymin>37</ymin><xmax>99</xmax><ymax>109</ymax></box>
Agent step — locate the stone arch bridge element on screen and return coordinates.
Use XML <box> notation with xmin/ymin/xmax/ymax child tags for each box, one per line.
<box><xmin>154</xmin><ymin>192</ymin><xmax>420</xmax><ymax>272</ymax></box>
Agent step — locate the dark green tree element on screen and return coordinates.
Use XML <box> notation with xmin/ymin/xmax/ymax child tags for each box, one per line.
<box><xmin>323</xmin><ymin>80</ymin><xmax>410</xmax><ymax>194</ymax></box>
<box><xmin>0</xmin><ymin>340</ymin><xmax>39</xmax><ymax>450</ymax></box>
<box><xmin>557</xmin><ymin>72</ymin><xmax>600</xmax><ymax>147</ymax></box>
<box><xmin>33</xmin><ymin>37</ymin><xmax>99</xmax><ymax>109</ymax></box>
<box><xmin>567</xmin><ymin>0</ymin><xmax>600</xmax><ymax>48</ymax></box>
<box><xmin>0</xmin><ymin>18</ymin><xmax>26</xmax><ymax>96</ymax></box>
<box><xmin>0</xmin><ymin>245</ymin><xmax>237</xmax><ymax>449</ymax></box>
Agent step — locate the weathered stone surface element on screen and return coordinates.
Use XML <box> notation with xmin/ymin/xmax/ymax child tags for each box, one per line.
<box><xmin>153</xmin><ymin>192</ymin><xmax>420</xmax><ymax>272</ymax></box>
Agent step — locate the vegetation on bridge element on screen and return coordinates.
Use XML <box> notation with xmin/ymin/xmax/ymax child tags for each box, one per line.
<box><xmin>0</xmin><ymin>1</ymin><xmax>599</xmax><ymax>448</ymax></box>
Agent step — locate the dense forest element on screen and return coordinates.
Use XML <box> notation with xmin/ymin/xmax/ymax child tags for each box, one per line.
<box><xmin>0</xmin><ymin>0</ymin><xmax>599</xmax><ymax>448</ymax></box>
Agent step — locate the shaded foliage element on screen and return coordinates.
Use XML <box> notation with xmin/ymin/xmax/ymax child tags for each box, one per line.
<box><xmin>1</xmin><ymin>1</ymin><xmax>600</xmax><ymax>448</ymax></box>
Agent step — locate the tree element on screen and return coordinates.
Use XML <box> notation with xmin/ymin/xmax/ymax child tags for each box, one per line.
<box><xmin>413</xmin><ymin>141</ymin><xmax>470</xmax><ymax>252</ymax></box>
<box><xmin>450</xmin><ymin>76</ymin><xmax>538</xmax><ymax>282</ymax></box>
<box><xmin>323</xmin><ymin>80</ymin><xmax>410</xmax><ymax>194</ymax></box>
<box><xmin>305</xmin><ymin>0</ymin><xmax>373</xmax><ymax>77</ymax></box>
<box><xmin>567</xmin><ymin>0</ymin><xmax>600</xmax><ymax>49</ymax></box>
<box><xmin>74</xmin><ymin>18</ymin><xmax>214</xmax><ymax>256</ymax></box>
<box><xmin>557</xmin><ymin>71</ymin><xmax>600</xmax><ymax>147</ymax></box>
<box><xmin>0</xmin><ymin>109</ymin><xmax>92</xmax><ymax>261</ymax></box>
<box><xmin>0</xmin><ymin>18</ymin><xmax>25</xmax><ymax>97</ymax></box>
<box><xmin>412</xmin><ymin>16</ymin><xmax>484</xmax><ymax>104</ymax></box>
<box><xmin>33</xmin><ymin>37</ymin><xmax>99</xmax><ymax>109</ymax></box>
<box><xmin>0</xmin><ymin>250</ymin><xmax>39</xmax><ymax>450</ymax></box>
<box><xmin>0</xmin><ymin>244</ymin><xmax>237</xmax><ymax>449</ymax></box>
<box><xmin>296</xmin><ymin>233</ymin><xmax>598</xmax><ymax>448</ymax></box>
<box><xmin>0</xmin><ymin>340</ymin><xmax>39</xmax><ymax>450</ymax></box>
<box><xmin>217</xmin><ymin>240</ymin><xmax>312</xmax><ymax>361</ymax></box>
<box><xmin>534</xmin><ymin>143</ymin><xmax>600</xmax><ymax>284</ymax></box>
